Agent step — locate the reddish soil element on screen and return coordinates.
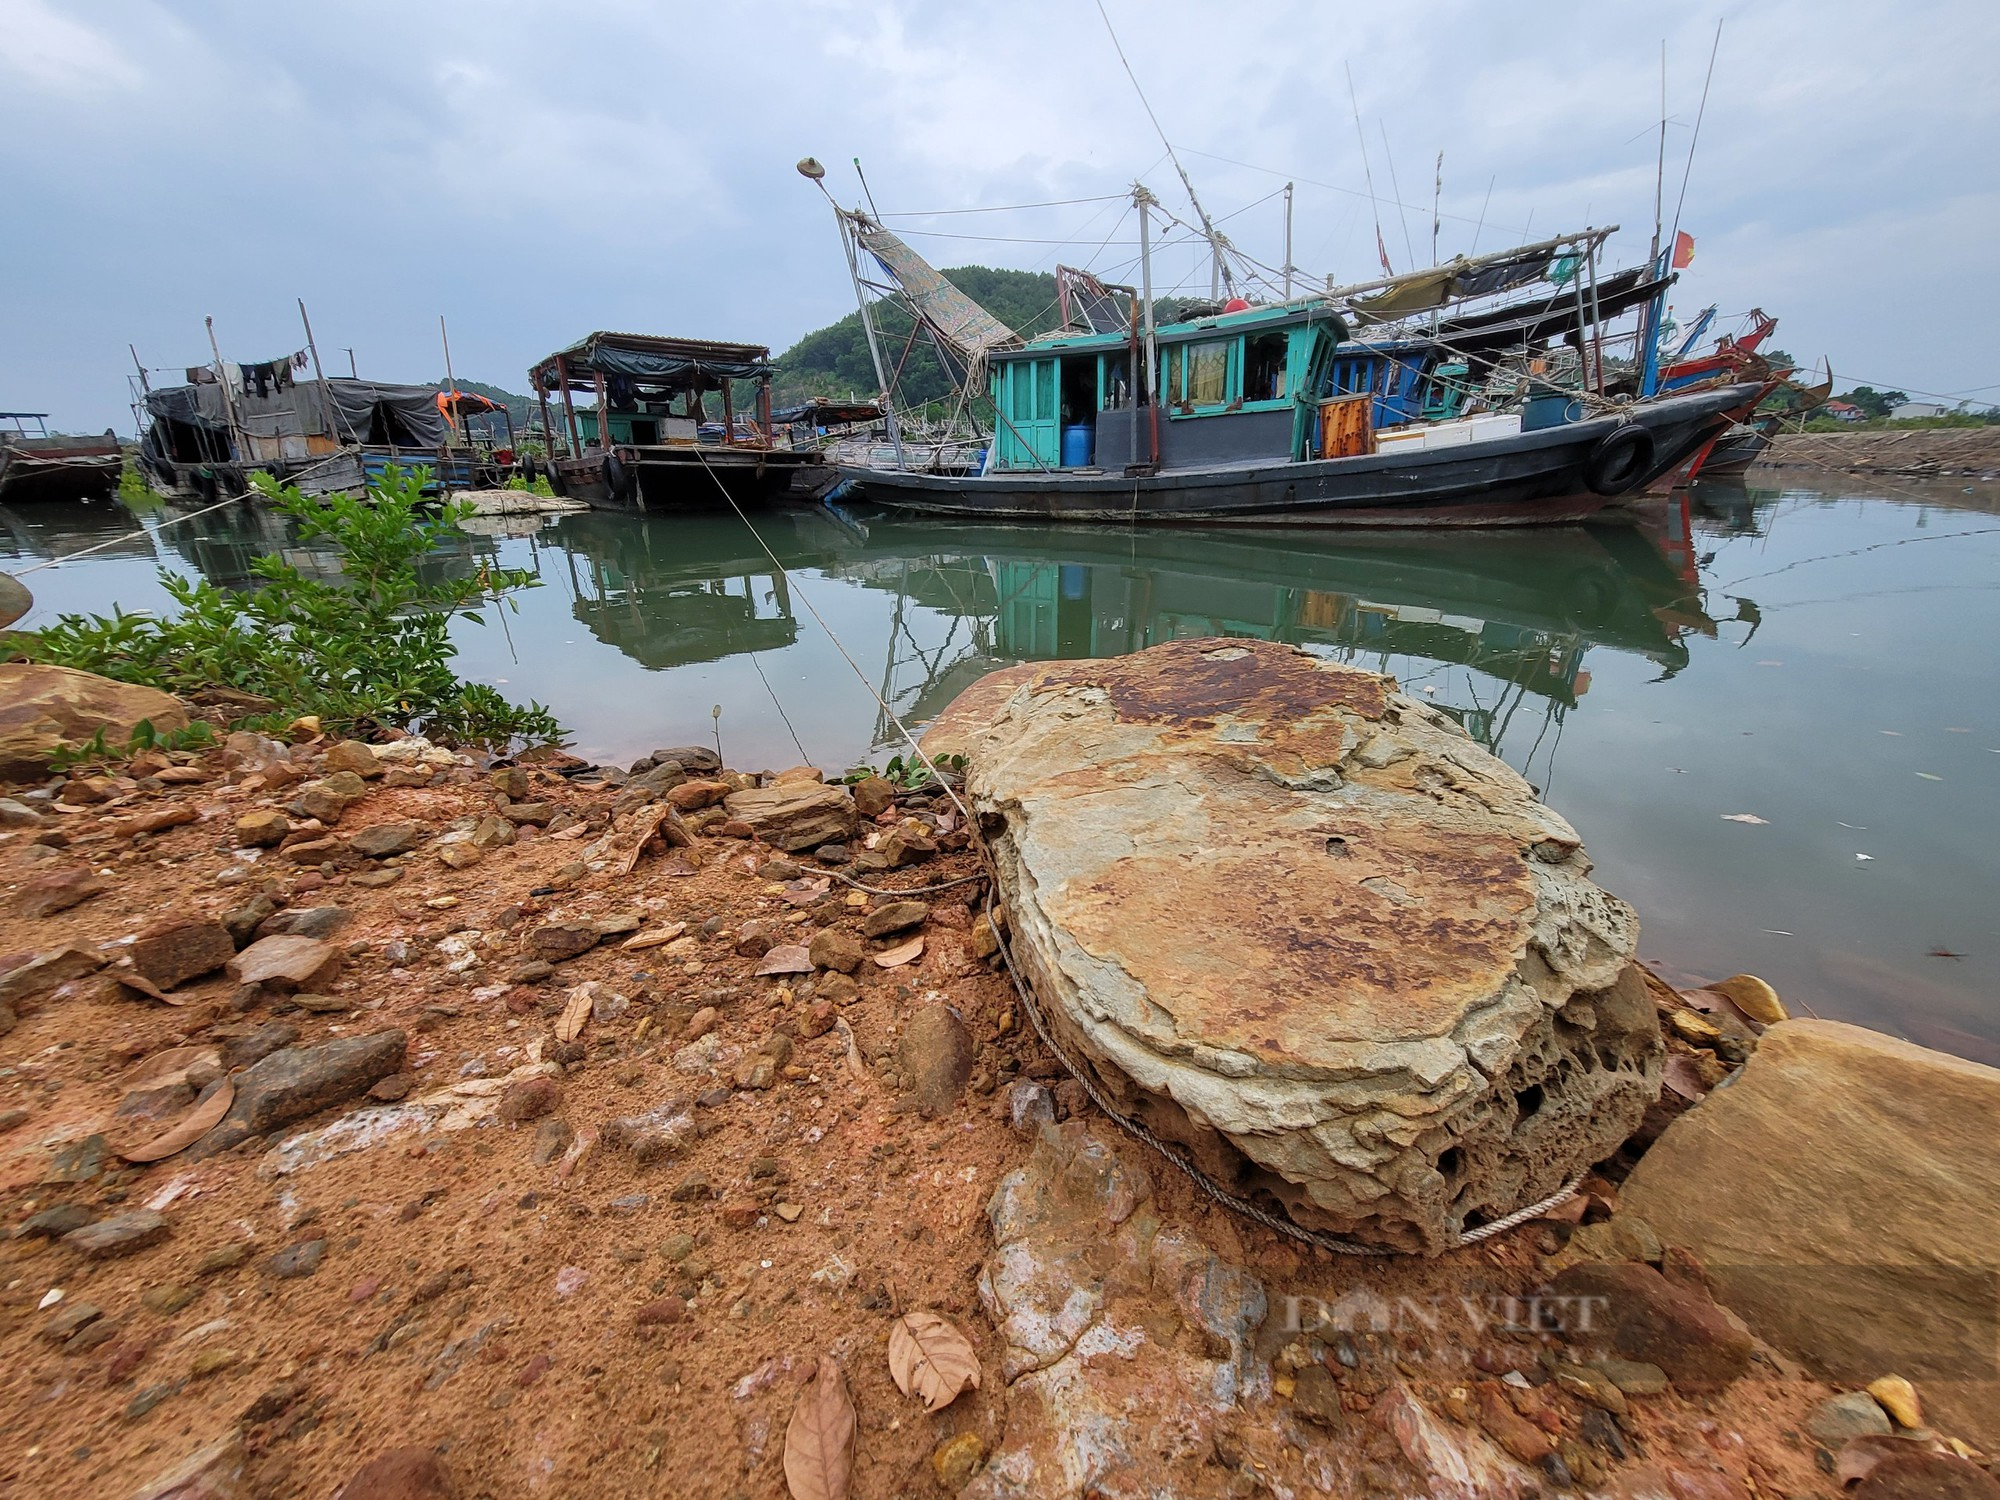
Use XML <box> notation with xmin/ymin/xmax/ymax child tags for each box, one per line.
<box><xmin>0</xmin><ymin>743</ymin><xmax>1883</xmax><ymax>1498</ymax></box>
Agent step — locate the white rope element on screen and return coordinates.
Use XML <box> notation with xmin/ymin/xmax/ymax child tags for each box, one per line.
<box><xmin>11</xmin><ymin>491</ymin><xmax>246</xmax><ymax>578</ymax></box>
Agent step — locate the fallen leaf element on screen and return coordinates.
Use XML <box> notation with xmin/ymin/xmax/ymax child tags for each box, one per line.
<box><xmin>755</xmin><ymin>944</ymin><xmax>814</xmax><ymax>977</ymax></box>
<box><xmin>1720</xmin><ymin>813</ymin><xmax>1768</xmax><ymax>825</ymax></box>
<box><xmin>555</xmin><ymin>986</ymin><xmax>593</xmax><ymax>1043</ymax></box>
<box><xmin>1835</xmin><ymin>1433</ymin><xmax>1946</xmax><ymax>1486</ymax></box>
<box><xmin>118</xmin><ymin>1076</ymin><xmax>234</xmax><ymax>1163</ymax></box>
<box><xmin>888</xmin><ymin>1311</ymin><xmax>982</xmax><ymax>1412</ymax></box>
<box><xmin>123</xmin><ymin>1045</ymin><xmax>223</xmax><ymax>1091</ymax></box>
<box><xmin>617</xmin><ymin>808</ymin><xmax>672</xmax><ymax>875</ymax></box>
<box><xmin>1661</xmin><ymin>1054</ymin><xmax>1709</xmax><ymax>1101</ymax></box>
<box><xmin>872</xmin><ymin>936</ymin><xmax>924</xmax><ymax>969</ymax></box>
<box><xmin>783</xmin><ymin>1355</ymin><xmax>855</xmax><ymax>1500</ymax></box>
<box><xmin>621</xmin><ymin>923</ymin><xmax>689</xmax><ymax>951</ymax></box>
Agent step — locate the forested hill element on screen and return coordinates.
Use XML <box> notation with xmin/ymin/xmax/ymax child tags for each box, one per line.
<box><xmin>772</xmin><ymin>267</ymin><xmax>1068</xmax><ymax>408</ymax></box>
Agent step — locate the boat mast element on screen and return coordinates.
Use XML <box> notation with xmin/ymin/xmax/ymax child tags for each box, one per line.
<box><xmin>1282</xmin><ymin>182</ymin><xmax>1294</xmax><ymax>300</ymax></box>
<box><xmin>296</xmin><ymin>299</ymin><xmax>348</xmax><ymax>445</ymax></box>
<box><xmin>1137</xmin><ymin>183</ymin><xmax>1160</xmax><ymax>468</ymax></box>
<box><xmin>799</xmin><ymin>157</ymin><xmax>903</xmax><ymax>467</ymax></box>
<box><xmin>203</xmin><ymin>316</ymin><xmax>245</xmax><ymax>466</ymax></box>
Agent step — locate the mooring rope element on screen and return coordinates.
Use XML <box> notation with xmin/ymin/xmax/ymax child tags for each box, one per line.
<box><xmin>689</xmin><ymin>449</ymin><xmax>1575</xmax><ymax>1255</ymax></box>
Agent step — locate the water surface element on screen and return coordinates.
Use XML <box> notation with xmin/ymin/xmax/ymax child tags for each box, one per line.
<box><xmin>5</xmin><ymin>475</ymin><xmax>1996</xmax><ymax>1060</ymax></box>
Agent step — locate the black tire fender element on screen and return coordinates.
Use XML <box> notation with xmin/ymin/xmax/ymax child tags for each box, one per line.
<box><xmin>1582</xmin><ymin>423</ymin><xmax>1657</xmax><ymax>496</ymax></box>
<box><xmin>517</xmin><ymin>454</ymin><xmax>538</xmax><ymax>483</ymax></box>
<box><xmin>602</xmin><ymin>452</ymin><xmax>634</xmax><ymax>502</ymax></box>
<box><xmin>543</xmin><ymin>458</ymin><xmax>568</xmax><ymax>497</ymax></box>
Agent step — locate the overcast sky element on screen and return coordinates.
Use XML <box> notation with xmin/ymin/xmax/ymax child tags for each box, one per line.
<box><xmin>4</xmin><ymin>0</ymin><xmax>1993</xmax><ymax>432</ymax></box>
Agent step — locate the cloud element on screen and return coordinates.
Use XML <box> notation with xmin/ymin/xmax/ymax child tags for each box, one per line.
<box><xmin>0</xmin><ymin>0</ymin><xmax>143</xmax><ymax>95</ymax></box>
<box><xmin>2</xmin><ymin>0</ymin><xmax>1996</xmax><ymax>428</ymax></box>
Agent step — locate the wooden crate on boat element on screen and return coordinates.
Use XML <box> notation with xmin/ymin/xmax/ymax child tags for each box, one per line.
<box><xmin>1318</xmin><ymin>395</ymin><xmax>1376</xmax><ymax>459</ymax></box>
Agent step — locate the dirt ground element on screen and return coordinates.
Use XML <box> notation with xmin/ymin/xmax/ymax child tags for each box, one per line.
<box><xmin>0</xmin><ymin>739</ymin><xmax>1935</xmax><ymax>1498</ymax></box>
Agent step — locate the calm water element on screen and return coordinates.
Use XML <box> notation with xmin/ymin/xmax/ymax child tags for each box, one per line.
<box><xmin>5</xmin><ymin>478</ymin><xmax>1998</xmax><ymax>1060</ymax></box>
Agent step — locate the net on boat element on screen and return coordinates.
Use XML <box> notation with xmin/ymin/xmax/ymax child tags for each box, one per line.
<box><xmin>848</xmin><ymin>213</ymin><xmax>1020</xmax><ymax>386</ymax></box>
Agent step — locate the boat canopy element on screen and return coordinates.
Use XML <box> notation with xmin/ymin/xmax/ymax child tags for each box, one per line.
<box><xmin>140</xmin><ymin>377</ymin><xmax>449</xmax><ymax>465</ymax></box>
<box><xmin>532</xmin><ymin>333</ymin><xmax>773</xmax><ymax>396</ymax></box>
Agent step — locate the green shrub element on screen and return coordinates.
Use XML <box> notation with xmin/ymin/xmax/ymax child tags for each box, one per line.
<box><xmin>25</xmin><ymin>465</ymin><xmax>562</xmax><ymax>750</ymax></box>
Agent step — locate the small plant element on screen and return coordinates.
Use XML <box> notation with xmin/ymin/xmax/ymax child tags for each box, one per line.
<box><xmin>845</xmin><ymin>751</ymin><xmax>965</xmax><ymax>791</ymax></box>
<box><xmin>117</xmin><ymin>463</ymin><xmax>154</xmax><ymax>505</ymax></box>
<box><xmin>26</xmin><ymin>465</ymin><xmax>562</xmax><ymax>751</ymax></box>
<box><xmin>47</xmin><ymin>719</ymin><xmax>216</xmax><ymax>774</ymax></box>
<box><xmin>503</xmin><ymin>473</ymin><xmax>557</xmax><ymax>497</ymax></box>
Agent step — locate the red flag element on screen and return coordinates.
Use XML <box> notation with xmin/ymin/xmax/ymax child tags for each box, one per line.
<box><xmin>1376</xmin><ymin>226</ymin><xmax>1394</xmax><ymax>277</ymax></box>
<box><xmin>1671</xmin><ymin>230</ymin><xmax>1696</xmax><ymax>269</ymax></box>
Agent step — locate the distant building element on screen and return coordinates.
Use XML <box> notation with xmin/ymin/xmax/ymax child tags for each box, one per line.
<box><xmin>1822</xmin><ymin>401</ymin><xmax>1865</xmax><ymax>422</ymax></box>
<box><xmin>1890</xmin><ymin>401</ymin><xmax>1950</xmax><ymax>420</ymax></box>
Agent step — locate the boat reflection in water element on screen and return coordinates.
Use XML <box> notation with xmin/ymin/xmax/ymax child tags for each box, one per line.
<box><xmin>518</xmin><ymin>503</ymin><xmax>1715</xmax><ymax>768</ymax></box>
<box><xmin>826</xmin><ymin>517</ymin><xmax>1714</xmax><ymax>762</ymax></box>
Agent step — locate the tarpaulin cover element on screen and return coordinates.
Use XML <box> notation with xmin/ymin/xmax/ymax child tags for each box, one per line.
<box><xmin>539</xmin><ymin>334</ymin><xmax>772</xmax><ymax>392</ymax></box>
<box><xmin>141</xmin><ymin>377</ymin><xmax>449</xmax><ymax>455</ymax></box>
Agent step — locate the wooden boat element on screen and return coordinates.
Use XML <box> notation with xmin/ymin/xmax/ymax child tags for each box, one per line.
<box><xmin>530</xmin><ymin>333</ymin><xmax>818</xmax><ymax>510</ymax></box>
<box><xmin>0</xmin><ymin>413</ymin><xmax>121</xmax><ymax>504</ymax></box>
<box><xmin>810</xmin><ymin>184</ymin><xmax>1759</xmax><ymax>526</ymax></box>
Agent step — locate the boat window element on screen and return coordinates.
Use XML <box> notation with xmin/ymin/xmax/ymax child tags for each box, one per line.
<box><xmin>1168</xmin><ymin>338</ymin><xmax>1232</xmax><ymax>409</ymax></box>
<box><xmin>1244</xmin><ymin>332</ymin><xmax>1287</xmax><ymax>402</ymax></box>
<box><xmin>1099</xmin><ymin>353</ymin><xmax>1131</xmax><ymax>411</ymax></box>
<box><xmin>628</xmin><ymin>418</ymin><xmax>659</xmax><ymax>445</ymax></box>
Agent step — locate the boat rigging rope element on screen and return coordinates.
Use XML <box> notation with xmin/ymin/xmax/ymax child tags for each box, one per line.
<box><xmin>689</xmin><ymin>448</ymin><xmax>1579</xmax><ymax>1256</ymax></box>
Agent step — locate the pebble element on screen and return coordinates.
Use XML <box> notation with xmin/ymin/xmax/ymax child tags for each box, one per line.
<box><xmin>142</xmin><ymin>1284</ymin><xmax>197</xmax><ymax>1314</ymax></box>
<box><xmin>898</xmin><ymin>1004</ymin><xmax>975</xmax><ymax>1118</ymax></box>
<box><xmin>526</xmin><ymin>921</ymin><xmax>599</xmax><ymax>961</ymax></box>
<box><xmin>190</xmin><ymin>1347</ymin><xmax>242</xmax><ymax>1379</ymax></box>
<box><xmin>1593</xmin><ymin>1357</ymin><xmax>1669</xmax><ymax>1396</ymax></box>
<box><xmin>1004</xmin><ymin>1081</ymin><xmax>1055</xmax><ymax>1136</ymax></box>
<box><xmin>126</xmin><ymin>1380</ymin><xmax>182</xmax><ymax>1419</ymax></box>
<box><xmin>332</xmin><ymin>1447</ymin><xmax>455</xmax><ymax>1500</ymax></box>
<box><xmin>40</xmin><ymin>1300</ymin><xmax>103</xmax><ymax>1341</ymax></box>
<box><xmin>498</xmin><ymin>1075</ymin><xmax>562</xmax><ymax>1123</ymax></box>
<box><xmin>1865</xmin><ymin>1374</ymin><xmax>1923</xmax><ymax>1428</ymax></box>
<box><xmin>63</xmin><ymin>1209</ymin><xmax>170</xmax><ymax>1259</ymax></box>
<box><xmin>265</xmin><ymin>1239</ymin><xmax>327</xmax><ymax>1279</ymax></box>
<box><xmin>19</xmin><ymin>1204</ymin><xmax>96</xmax><ymax>1238</ymax></box>
<box><xmin>234</xmin><ymin>810</ymin><xmax>291</xmax><ymax>847</ymax></box>
<box><xmin>196</xmin><ymin>1242</ymin><xmax>253</xmax><ymax>1275</ymax></box>
<box><xmin>636</xmin><ymin>1294</ymin><xmax>687</xmax><ymax>1326</ymax></box>
<box><xmin>1554</xmin><ymin>1361</ymin><xmax>1628</xmax><ymax>1415</ymax></box>
<box><xmin>862</xmin><ymin>900</ymin><xmax>929</xmax><ymax>938</ymax></box>
<box><xmin>931</xmin><ymin>1431</ymin><xmax>987</xmax><ymax>1489</ymax></box>
<box><xmin>530</xmin><ymin>1117</ymin><xmax>574</xmax><ymax>1165</ymax></box>
<box><xmin>1808</xmin><ymin>1390</ymin><xmax>1894</xmax><ymax>1444</ymax></box>
<box><xmin>660</xmin><ymin>1233</ymin><xmax>696</xmax><ymax>1262</ymax></box>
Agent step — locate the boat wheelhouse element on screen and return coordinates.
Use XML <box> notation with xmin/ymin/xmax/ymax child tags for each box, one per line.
<box><xmin>531</xmin><ymin>332</ymin><xmax>817</xmax><ymax>511</ymax></box>
<box><xmin>0</xmin><ymin>413</ymin><xmax>121</xmax><ymax>504</ymax></box>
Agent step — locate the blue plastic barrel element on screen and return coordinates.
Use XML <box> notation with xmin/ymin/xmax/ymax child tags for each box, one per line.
<box><xmin>1061</xmin><ymin>424</ymin><xmax>1094</xmax><ymax>467</ymax></box>
<box><xmin>1522</xmin><ymin>384</ymin><xmax>1584</xmax><ymax>431</ymax></box>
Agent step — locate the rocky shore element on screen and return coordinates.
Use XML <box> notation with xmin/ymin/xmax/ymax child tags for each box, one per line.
<box><xmin>1762</xmin><ymin>428</ymin><xmax>2000</xmax><ymax>477</ymax></box>
<box><xmin>0</xmin><ymin>654</ymin><xmax>1995</xmax><ymax>1499</ymax></box>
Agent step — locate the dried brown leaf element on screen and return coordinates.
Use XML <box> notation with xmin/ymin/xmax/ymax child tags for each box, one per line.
<box><xmin>616</xmin><ymin>808</ymin><xmax>671</xmax><ymax>875</ymax></box>
<box><xmin>783</xmin><ymin>1355</ymin><xmax>855</xmax><ymax>1500</ymax></box>
<box><xmin>887</xmin><ymin>1310</ymin><xmax>982</xmax><ymax>1412</ymax></box>
<box><xmin>1661</xmin><ymin>1054</ymin><xmax>1709</xmax><ymax>1101</ymax></box>
<box><xmin>872</xmin><ymin>935</ymin><xmax>924</xmax><ymax>969</ymax></box>
<box><xmin>123</xmin><ymin>1045</ymin><xmax>223</xmax><ymax>1091</ymax></box>
<box><xmin>755</xmin><ymin>944</ymin><xmax>814</xmax><ymax>977</ymax></box>
<box><xmin>1835</xmin><ymin>1433</ymin><xmax>1947</xmax><ymax>1486</ymax></box>
<box><xmin>119</xmin><ymin>1076</ymin><xmax>233</xmax><ymax>1163</ymax></box>
<box><xmin>555</xmin><ymin>986</ymin><xmax>593</xmax><ymax>1043</ymax></box>
<box><xmin>621</xmin><ymin>922</ymin><xmax>688</xmax><ymax>951</ymax></box>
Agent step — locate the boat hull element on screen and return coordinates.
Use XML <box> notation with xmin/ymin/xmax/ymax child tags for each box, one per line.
<box><xmin>0</xmin><ymin>444</ymin><xmax>121</xmax><ymax>505</ymax></box>
<box><xmin>840</xmin><ymin>384</ymin><xmax>1761</xmax><ymax>526</ymax></box>
<box><xmin>553</xmin><ymin>445</ymin><xmax>818</xmax><ymax>512</ymax></box>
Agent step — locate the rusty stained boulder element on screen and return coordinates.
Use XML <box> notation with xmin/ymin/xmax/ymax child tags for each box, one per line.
<box><xmin>0</xmin><ymin>663</ymin><xmax>189</xmax><ymax>781</ymax></box>
<box><xmin>929</xmin><ymin>639</ymin><xmax>1660</xmax><ymax>1254</ymax></box>
<box><xmin>721</xmin><ymin>779</ymin><xmax>856</xmax><ymax>853</ymax></box>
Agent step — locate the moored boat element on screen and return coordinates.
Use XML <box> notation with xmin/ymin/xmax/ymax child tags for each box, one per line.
<box><xmin>530</xmin><ymin>333</ymin><xmax>818</xmax><ymax>510</ymax></box>
<box><xmin>0</xmin><ymin>413</ymin><xmax>122</xmax><ymax>504</ymax></box>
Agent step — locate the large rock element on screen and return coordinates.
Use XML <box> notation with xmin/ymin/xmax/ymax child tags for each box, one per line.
<box><xmin>1620</xmin><ymin>1019</ymin><xmax>2000</xmax><ymax>1448</ymax></box>
<box><xmin>193</xmin><ymin>1030</ymin><xmax>407</xmax><ymax>1155</ymax></box>
<box><xmin>929</xmin><ymin>639</ymin><xmax>1659</xmax><ymax>1254</ymax></box>
<box><xmin>0</xmin><ymin>663</ymin><xmax>188</xmax><ymax>780</ymax></box>
<box><xmin>722</xmin><ymin>779</ymin><xmax>857</xmax><ymax>853</ymax></box>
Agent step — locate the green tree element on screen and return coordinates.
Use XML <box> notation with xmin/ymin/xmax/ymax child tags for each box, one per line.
<box><xmin>1841</xmin><ymin>386</ymin><xmax>1908</xmax><ymax>419</ymax></box>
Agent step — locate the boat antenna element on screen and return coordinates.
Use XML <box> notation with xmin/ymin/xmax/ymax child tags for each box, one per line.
<box><xmin>1378</xmin><ymin>120</ymin><xmax>1416</xmax><ymax>270</ymax></box>
<box><xmin>1093</xmin><ymin>0</ymin><xmax>1234</xmax><ymax>297</ymax></box>
<box><xmin>1431</xmin><ymin>150</ymin><xmax>1443</xmax><ymax>268</ymax></box>
<box><xmin>852</xmin><ymin>156</ymin><xmax>882</xmax><ymax>220</ymax></box>
<box><xmin>1650</xmin><ymin>39</ymin><xmax>1667</xmax><ymax>266</ymax></box>
<box><xmin>1668</xmin><ymin>19</ymin><xmax>1722</xmax><ymax>254</ymax></box>
<box><xmin>1345</xmin><ymin>63</ymin><xmax>1391</xmax><ymax>275</ymax></box>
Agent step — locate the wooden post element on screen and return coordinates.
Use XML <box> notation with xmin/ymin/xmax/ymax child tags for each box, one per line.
<box><xmin>297</xmin><ymin>298</ymin><xmax>347</xmax><ymax>443</ymax></box>
<box><xmin>720</xmin><ymin>379</ymin><xmax>736</xmax><ymax>446</ymax></box>
<box><xmin>755</xmin><ymin>376</ymin><xmax>772</xmax><ymax>446</ymax></box>
<box><xmin>204</xmin><ymin>316</ymin><xmax>245</xmax><ymax>463</ymax></box>
<box><xmin>555</xmin><ymin>356</ymin><xmax>580</xmax><ymax>459</ymax></box>
<box><xmin>593</xmin><ymin>369</ymin><xmax>610</xmax><ymax>452</ymax></box>
<box><xmin>535</xmin><ymin>371</ymin><xmax>555</xmax><ymax>460</ymax></box>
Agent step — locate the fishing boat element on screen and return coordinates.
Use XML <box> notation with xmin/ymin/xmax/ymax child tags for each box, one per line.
<box><xmin>806</xmin><ymin>181</ymin><xmax>1762</xmax><ymax>526</ymax></box>
<box><xmin>0</xmin><ymin>413</ymin><xmax>121</xmax><ymax>504</ymax></box>
<box><xmin>529</xmin><ymin>333</ymin><xmax>819</xmax><ymax>510</ymax></box>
